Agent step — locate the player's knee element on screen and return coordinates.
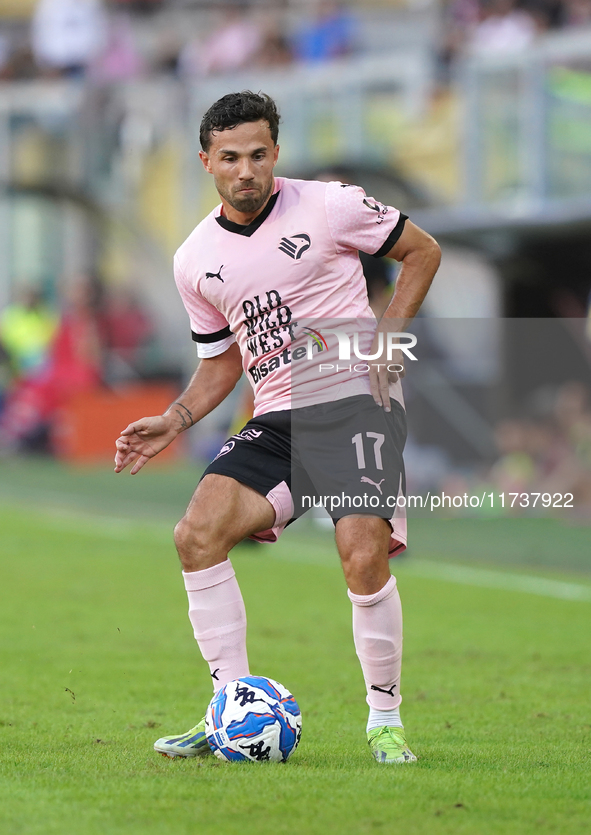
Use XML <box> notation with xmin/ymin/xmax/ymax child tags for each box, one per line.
<box><xmin>336</xmin><ymin>516</ymin><xmax>391</xmax><ymax>560</ymax></box>
<box><xmin>173</xmin><ymin>515</ymin><xmax>212</xmax><ymax>570</ymax></box>
<box><xmin>340</xmin><ymin>549</ymin><xmax>380</xmax><ymax>575</ymax></box>
<box><xmin>340</xmin><ymin>551</ymin><xmax>391</xmax><ymax>595</ymax></box>
<box><xmin>174</xmin><ymin>509</ymin><xmax>236</xmax><ymax>571</ymax></box>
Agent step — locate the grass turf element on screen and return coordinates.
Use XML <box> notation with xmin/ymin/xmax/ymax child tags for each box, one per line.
<box><xmin>0</xmin><ymin>458</ymin><xmax>590</xmax><ymax>834</ymax></box>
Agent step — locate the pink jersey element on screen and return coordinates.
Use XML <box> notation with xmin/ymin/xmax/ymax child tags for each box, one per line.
<box><xmin>174</xmin><ymin>177</ymin><xmax>407</xmax><ymax>416</ymax></box>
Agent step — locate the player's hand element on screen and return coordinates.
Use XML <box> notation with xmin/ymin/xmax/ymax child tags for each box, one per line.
<box><xmin>114</xmin><ymin>415</ymin><xmax>179</xmax><ymax>475</ymax></box>
<box><xmin>368</xmin><ymin>322</ymin><xmax>405</xmax><ymax>413</ymax></box>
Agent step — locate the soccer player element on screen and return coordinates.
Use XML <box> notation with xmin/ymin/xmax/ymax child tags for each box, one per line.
<box><xmin>114</xmin><ymin>91</ymin><xmax>440</xmax><ymax>764</ymax></box>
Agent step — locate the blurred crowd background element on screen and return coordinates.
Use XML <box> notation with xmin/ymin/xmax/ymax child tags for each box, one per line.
<box><xmin>0</xmin><ymin>0</ymin><xmax>590</xmax><ymax>82</ymax></box>
<box><xmin>0</xmin><ymin>0</ymin><xmax>590</xmax><ymax>518</ymax></box>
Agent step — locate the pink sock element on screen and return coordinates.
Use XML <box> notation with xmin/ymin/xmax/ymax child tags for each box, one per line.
<box><xmin>183</xmin><ymin>560</ymin><xmax>249</xmax><ymax>692</ymax></box>
<box><xmin>348</xmin><ymin>575</ymin><xmax>403</xmax><ymax>711</ymax></box>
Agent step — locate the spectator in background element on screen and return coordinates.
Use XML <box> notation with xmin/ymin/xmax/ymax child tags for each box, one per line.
<box><xmin>293</xmin><ymin>1</ymin><xmax>356</xmax><ymax>64</ymax></box>
<box><xmin>440</xmin><ymin>0</ymin><xmax>480</xmax><ymax>73</ymax></box>
<box><xmin>488</xmin><ymin>418</ymin><xmax>536</xmax><ymax>496</ymax></box>
<box><xmin>525</xmin><ymin>0</ymin><xmax>565</xmax><ymax>29</ymax></box>
<box><xmin>469</xmin><ymin>0</ymin><xmax>538</xmax><ymax>54</ymax></box>
<box><xmin>254</xmin><ymin>18</ymin><xmax>293</xmax><ymax>70</ymax></box>
<box><xmin>554</xmin><ymin>381</ymin><xmax>591</xmax><ymax>471</ymax></box>
<box><xmin>529</xmin><ymin>382</ymin><xmax>591</xmax><ymax>512</ymax></box>
<box><xmin>48</xmin><ymin>276</ymin><xmax>104</xmax><ymax>392</ymax></box>
<box><xmin>179</xmin><ymin>6</ymin><xmax>263</xmax><ymax>78</ymax></box>
<box><xmin>483</xmin><ymin>382</ymin><xmax>591</xmax><ymax>516</ymax></box>
<box><xmin>0</xmin><ymin>287</ymin><xmax>57</xmax><ymax>379</ymax></box>
<box><xmin>563</xmin><ymin>0</ymin><xmax>591</xmax><ymax>25</ymax></box>
<box><xmin>0</xmin><ymin>341</ymin><xmax>10</xmax><ymax>418</ymax></box>
<box><xmin>0</xmin><ymin>29</ymin><xmax>10</xmax><ymax>77</ymax></box>
<box><xmin>90</xmin><ymin>11</ymin><xmax>144</xmax><ymax>82</ymax></box>
<box><xmin>99</xmin><ymin>285</ymin><xmax>154</xmax><ymax>379</ymax></box>
<box><xmin>0</xmin><ymin>275</ymin><xmax>104</xmax><ymax>453</ymax></box>
<box><xmin>442</xmin><ymin>0</ymin><xmax>567</xmax><ymax>73</ymax></box>
<box><xmin>0</xmin><ymin>25</ymin><xmax>38</xmax><ymax>81</ymax></box>
<box><xmin>31</xmin><ymin>0</ymin><xmax>108</xmax><ymax>78</ymax></box>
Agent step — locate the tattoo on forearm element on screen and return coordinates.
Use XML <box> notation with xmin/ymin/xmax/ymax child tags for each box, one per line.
<box><xmin>172</xmin><ymin>402</ymin><xmax>194</xmax><ymax>430</ymax></box>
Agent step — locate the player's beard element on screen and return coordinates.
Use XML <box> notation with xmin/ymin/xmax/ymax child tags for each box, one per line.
<box><xmin>218</xmin><ymin>177</ymin><xmax>274</xmax><ymax>216</ymax></box>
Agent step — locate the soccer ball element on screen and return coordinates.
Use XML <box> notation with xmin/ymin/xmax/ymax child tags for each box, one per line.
<box><xmin>205</xmin><ymin>676</ymin><xmax>302</xmax><ymax>763</ymax></box>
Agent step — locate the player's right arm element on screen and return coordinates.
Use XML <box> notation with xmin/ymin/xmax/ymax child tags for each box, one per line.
<box><xmin>114</xmin><ymin>342</ymin><xmax>243</xmax><ymax>475</ymax></box>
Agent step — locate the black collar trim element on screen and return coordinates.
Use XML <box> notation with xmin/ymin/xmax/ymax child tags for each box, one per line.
<box><xmin>215</xmin><ymin>191</ymin><xmax>280</xmax><ymax>236</ymax></box>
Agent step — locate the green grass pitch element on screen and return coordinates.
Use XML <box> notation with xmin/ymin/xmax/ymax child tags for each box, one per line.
<box><xmin>0</xmin><ymin>459</ymin><xmax>590</xmax><ymax>834</ymax></box>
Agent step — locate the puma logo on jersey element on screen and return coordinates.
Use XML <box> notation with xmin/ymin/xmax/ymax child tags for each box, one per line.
<box><xmin>279</xmin><ymin>233</ymin><xmax>311</xmax><ymax>260</ymax></box>
<box><xmin>206</xmin><ymin>265</ymin><xmax>224</xmax><ymax>282</ymax></box>
<box><xmin>360</xmin><ymin>476</ymin><xmax>385</xmax><ymax>494</ymax></box>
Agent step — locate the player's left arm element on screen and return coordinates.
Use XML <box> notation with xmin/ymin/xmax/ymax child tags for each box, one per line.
<box><xmin>382</xmin><ymin>219</ymin><xmax>440</xmax><ymax>325</ymax></box>
<box><xmin>370</xmin><ymin>220</ymin><xmax>441</xmax><ymax>410</ymax></box>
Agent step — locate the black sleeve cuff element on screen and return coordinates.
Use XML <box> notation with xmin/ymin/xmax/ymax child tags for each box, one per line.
<box><xmin>372</xmin><ymin>214</ymin><xmax>408</xmax><ymax>258</ymax></box>
<box><xmin>192</xmin><ymin>325</ymin><xmax>233</xmax><ymax>344</ymax></box>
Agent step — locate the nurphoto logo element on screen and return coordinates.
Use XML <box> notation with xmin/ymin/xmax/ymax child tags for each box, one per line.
<box><xmin>304</xmin><ymin>328</ymin><xmax>418</xmax><ymax>373</ymax></box>
<box><xmin>304</xmin><ymin>328</ymin><xmax>417</xmax><ymax>361</ymax></box>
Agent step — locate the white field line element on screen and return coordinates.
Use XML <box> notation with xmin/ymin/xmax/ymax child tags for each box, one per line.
<box><xmin>272</xmin><ymin>544</ymin><xmax>591</xmax><ymax>601</ymax></box>
<box><xmin>404</xmin><ymin>559</ymin><xmax>591</xmax><ymax>602</ymax></box>
<box><xmin>5</xmin><ymin>503</ymin><xmax>173</xmax><ymax>540</ymax></box>
<box><xmin>6</xmin><ymin>502</ymin><xmax>591</xmax><ymax>601</ymax></box>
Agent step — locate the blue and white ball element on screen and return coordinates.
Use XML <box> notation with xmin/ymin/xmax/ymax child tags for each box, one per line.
<box><xmin>205</xmin><ymin>676</ymin><xmax>302</xmax><ymax>763</ymax></box>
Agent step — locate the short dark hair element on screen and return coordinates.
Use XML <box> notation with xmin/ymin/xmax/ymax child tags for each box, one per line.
<box><xmin>199</xmin><ymin>91</ymin><xmax>281</xmax><ymax>151</ymax></box>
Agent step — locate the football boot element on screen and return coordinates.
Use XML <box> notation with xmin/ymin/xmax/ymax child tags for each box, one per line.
<box><xmin>367</xmin><ymin>726</ymin><xmax>417</xmax><ymax>764</ymax></box>
<box><xmin>154</xmin><ymin>717</ymin><xmax>212</xmax><ymax>758</ymax></box>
